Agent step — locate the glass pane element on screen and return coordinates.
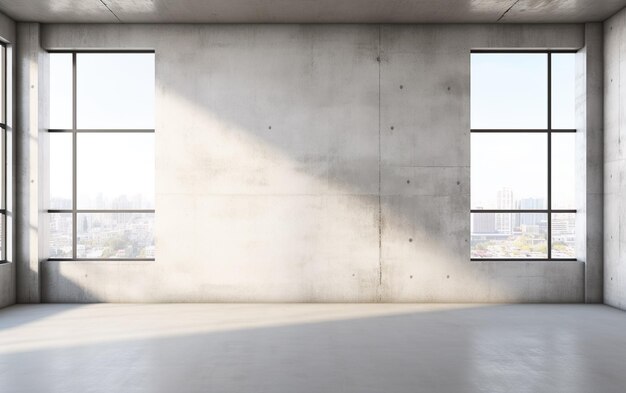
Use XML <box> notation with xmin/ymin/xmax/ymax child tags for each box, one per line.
<box><xmin>552</xmin><ymin>133</ymin><xmax>575</xmax><ymax>209</ymax></box>
<box><xmin>471</xmin><ymin>213</ymin><xmax>547</xmax><ymax>259</ymax></box>
<box><xmin>5</xmin><ymin>124</ymin><xmax>10</xmax><ymax>211</ymax></box>
<box><xmin>49</xmin><ymin>53</ymin><xmax>73</xmax><ymax>129</ymax></box>
<box><xmin>471</xmin><ymin>133</ymin><xmax>547</xmax><ymax>209</ymax></box>
<box><xmin>77</xmin><ymin>133</ymin><xmax>154</xmax><ymax>209</ymax></box>
<box><xmin>77</xmin><ymin>213</ymin><xmax>154</xmax><ymax>259</ymax></box>
<box><xmin>49</xmin><ymin>133</ymin><xmax>72</xmax><ymax>209</ymax></box>
<box><xmin>4</xmin><ymin>213</ymin><xmax>10</xmax><ymax>261</ymax></box>
<box><xmin>551</xmin><ymin>53</ymin><xmax>576</xmax><ymax>130</ymax></box>
<box><xmin>0</xmin><ymin>213</ymin><xmax>3</xmax><ymax>259</ymax></box>
<box><xmin>77</xmin><ymin>53</ymin><xmax>154</xmax><ymax>129</ymax></box>
<box><xmin>551</xmin><ymin>213</ymin><xmax>576</xmax><ymax>259</ymax></box>
<box><xmin>0</xmin><ymin>128</ymin><xmax>3</xmax><ymax>210</ymax></box>
<box><xmin>49</xmin><ymin>213</ymin><xmax>72</xmax><ymax>258</ymax></box>
<box><xmin>471</xmin><ymin>53</ymin><xmax>547</xmax><ymax>129</ymax></box>
<box><xmin>0</xmin><ymin>45</ymin><xmax>5</xmax><ymax>124</ymax></box>
<box><xmin>3</xmin><ymin>47</ymin><xmax>13</xmax><ymax>126</ymax></box>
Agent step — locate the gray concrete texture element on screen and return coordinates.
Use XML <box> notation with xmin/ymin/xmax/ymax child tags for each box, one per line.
<box><xmin>604</xmin><ymin>9</ymin><xmax>626</xmax><ymax>310</ymax></box>
<box><xmin>29</xmin><ymin>23</ymin><xmax>593</xmax><ymax>303</ymax></box>
<box><xmin>2</xmin><ymin>304</ymin><xmax>626</xmax><ymax>393</ymax></box>
<box><xmin>0</xmin><ymin>10</ymin><xmax>15</xmax><ymax>310</ymax></box>
<box><xmin>576</xmin><ymin>23</ymin><xmax>605</xmax><ymax>303</ymax></box>
<box><xmin>1</xmin><ymin>0</ymin><xmax>626</xmax><ymax>23</ymax></box>
<box><xmin>15</xmin><ymin>22</ymin><xmax>45</xmax><ymax>304</ymax></box>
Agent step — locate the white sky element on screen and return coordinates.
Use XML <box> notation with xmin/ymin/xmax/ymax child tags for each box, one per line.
<box><xmin>49</xmin><ymin>53</ymin><xmax>155</xmax><ymax>208</ymax></box>
<box><xmin>471</xmin><ymin>53</ymin><xmax>576</xmax><ymax>209</ymax></box>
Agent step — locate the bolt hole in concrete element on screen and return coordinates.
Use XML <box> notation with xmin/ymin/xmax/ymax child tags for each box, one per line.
<box><xmin>447</xmin><ymin>275</ymin><xmax>450</xmax><ymax>279</ymax></box>
<box><xmin>268</xmin><ymin>126</ymin><xmax>271</xmax><ymax>130</ymax></box>
<box><xmin>409</xmin><ymin>238</ymin><xmax>413</xmax><ymax>242</ymax></box>
<box><xmin>390</xmin><ymin>126</ymin><xmax>394</xmax><ymax>130</ymax></box>
<box><xmin>410</xmin><ymin>275</ymin><xmax>413</xmax><ymax>279</ymax></box>
<box><xmin>407</xmin><ymin>180</ymin><xmax>410</xmax><ymax>184</ymax></box>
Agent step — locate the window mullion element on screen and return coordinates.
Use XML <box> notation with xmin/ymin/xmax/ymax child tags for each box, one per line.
<box><xmin>72</xmin><ymin>52</ymin><xmax>77</xmax><ymax>260</ymax></box>
<box><xmin>2</xmin><ymin>44</ymin><xmax>6</xmax><ymax>262</ymax></box>
<box><xmin>547</xmin><ymin>52</ymin><xmax>552</xmax><ymax>260</ymax></box>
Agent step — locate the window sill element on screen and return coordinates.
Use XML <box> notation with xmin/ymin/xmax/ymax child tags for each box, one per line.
<box><xmin>46</xmin><ymin>258</ymin><xmax>155</xmax><ymax>262</ymax></box>
<box><xmin>470</xmin><ymin>258</ymin><xmax>579</xmax><ymax>262</ymax></box>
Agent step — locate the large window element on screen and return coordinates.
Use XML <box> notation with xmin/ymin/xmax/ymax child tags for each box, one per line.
<box><xmin>470</xmin><ymin>51</ymin><xmax>576</xmax><ymax>260</ymax></box>
<box><xmin>0</xmin><ymin>43</ymin><xmax>6</xmax><ymax>262</ymax></box>
<box><xmin>48</xmin><ymin>52</ymin><xmax>155</xmax><ymax>260</ymax></box>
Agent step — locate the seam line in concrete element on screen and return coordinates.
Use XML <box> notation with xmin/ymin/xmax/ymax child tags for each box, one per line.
<box><xmin>618</xmin><ymin>17</ymin><xmax>622</xmax><ymax>304</ymax></box>
<box><xmin>99</xmin><ymin>0</ymin><xmax>121</xmax><ymax>22</ymax></box>
<box><xmin>497</xmin><ymin>0</ymin><xmax>521</xmax><ymax>22</ymax></box>
<box><xmin>377</xmin><ymin>25</ymin><xmax>383</xmax><ymax>297</ymax></box>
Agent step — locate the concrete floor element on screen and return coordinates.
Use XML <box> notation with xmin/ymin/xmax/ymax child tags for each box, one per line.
<box><xmin>0</xmin><ymin>304</ymin><xmax>625</xmax><ymax>393</ymax></box>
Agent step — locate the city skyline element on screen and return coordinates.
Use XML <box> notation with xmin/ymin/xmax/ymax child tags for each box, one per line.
<box><xmin>471</xmin><ymin>186</ymin><xmax>575</xmax><ymax>259</ymax></box>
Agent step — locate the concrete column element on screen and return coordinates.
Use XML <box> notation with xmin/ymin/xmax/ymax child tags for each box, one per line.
<box><xmin>0</xmin><ymin>12</ymin><xmax>16</xmax><ymax>309</ymax></box>
<box><xmin>15</xmin><ymin>22</ymin><xmax>48</xmax><ymax>303</ymax></box>
<box><xmin>576</xmin><ymin>23</ymin><xmax>604</xmax><ymax>303</ymax></box>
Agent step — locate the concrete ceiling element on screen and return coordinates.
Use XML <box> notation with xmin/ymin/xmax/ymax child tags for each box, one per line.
<box><xmin>0</xmin><ymin>0</ymin><xmax>624</xmax><ymax>24</ymax></box>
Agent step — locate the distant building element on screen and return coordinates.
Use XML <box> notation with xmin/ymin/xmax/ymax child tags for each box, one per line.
<box><xmin>496</xmin><ymin>187</ymin><xmax>514</xmax><ymax>234</ymax></box>
<box><xmin>552</xmin><ymin>214</ymin><xmax>575</xmax><ymax>235</ymax></box>
<box><xmin>515</xmin><ymin>197</ymin><xmax>546</xmax><ymax>228</ymax></box>
<box><xmin>473</xmin><ymin>207</ymin><xmax>496</xmax><ymax>233</ymax></box>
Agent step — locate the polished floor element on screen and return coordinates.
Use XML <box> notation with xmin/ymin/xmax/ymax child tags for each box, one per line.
<box><xmin>1</xmin><ymin>303</ymin><xmax>625</xmax><ymax>393</ymax></box>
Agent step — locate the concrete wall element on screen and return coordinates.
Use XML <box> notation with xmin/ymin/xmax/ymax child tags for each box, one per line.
<box><xmin>576</xmin><ymin>23</ymin><xmax>604</xmax><ymax>303</ymax></box>
<box><xmin>15</xmin><ymin>23</ymin><xmax>46</xmax><ymax>304</ymax></box>
<box><xmin>0</xmin><ymin>10</ymin><xmax>15</xmax><ymax>309</ymax></box>
<box><xmin>605</xmin><ymin>9</ymin><xmax>626</xmax><ymax>309</ymax></box>
<box><xmin>33</xmin><ymin>23</ymin><xmax>592</xmax><ymax>303</ymax></box>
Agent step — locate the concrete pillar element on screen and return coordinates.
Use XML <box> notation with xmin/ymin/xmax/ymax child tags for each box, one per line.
<box><xmin>576</xmin><ymin>23</ymin><xmax>604</xmax><ymax>303</ymax></box>
<box><xmin>0</xmin><ymin>11</ymin><xmax>15</xmax><ymax>309</ymax></box>
<box><xmin>15</xmin><ymin>22</ymin><xmax>48</xmax><ymax>303</ymax></box>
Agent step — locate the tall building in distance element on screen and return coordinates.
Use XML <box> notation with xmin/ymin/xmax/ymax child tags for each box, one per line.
<box><xmin>552</xmin><ymin>214</ymin><xmax>575</xmax><ymax>235</ymax></box>
<box><xmin>496</xmin><ymin>187</ymin><xmax>514</xmax><ymax>234</ymax></box>
<box><xmin>472</xmin><ymin>207</ymin><xmax>496</xmax><ymax>233</ymax></box>
<box><xmin>517</xmin><ymin>197</ymin><xmax>545</xmax><ymax>210</ymax></box>
<box><xmin>516</xmin><ymin>197</ymin><xmax>546</xmax><ymax>228</ymax></box>
<box><xmin>474</xmin><ymin>190</ymin><xmax>548</xmax><ymax>235</ymax></box>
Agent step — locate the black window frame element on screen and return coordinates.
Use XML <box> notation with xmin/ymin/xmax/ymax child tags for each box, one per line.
<box><xmin>0</xmin><ymin>42</ymin><xmax>7</xmax><ymax>264</ymax></box>
<box><xmin>470</xmin><ymin>49</ymin><xmax>577</xmax><ymax>262</ymax></box>
<box><xmin>47</xmin><ymin>50</ymin><xmax>155</xmax><ymax>262</ymax></box>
